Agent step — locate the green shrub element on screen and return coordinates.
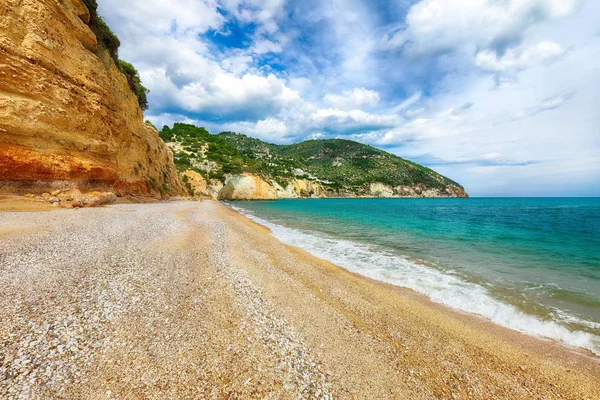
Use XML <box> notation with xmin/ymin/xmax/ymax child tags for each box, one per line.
<box><xmin>82</xmin><ymin>1</ymin><xmax>149</xmax><ymax>111</ymax></box>
<box><xmin>185</xmin><ymin>181</ymin><xmax>195</xmax><ymax>197</ymax></box>
<box><xmin>145</xmin><ymin>120</ymin><xmax>157</xmax><ymax>131</ymax></box>
<box><xmin>82</xmin><ymin>0</ymin><xmax>98</xmax><ymax>16</ymax></box>
<box><xmin>118</xmin><ymin>60</ymin><xmax>149</xmax><ymax>111</ymax></box>
<box><xmin>94</xmin><ymin>17</ymin><xmax>120</xmax><ymax>62</ymax></box>
<box><xmin>208</xmin><ymin>169</ymin><xmax>225</xmax><ymax>182</ymax></box>
<box><xmin>159</xmin><ymin>126</ymin><xmax>174</xmax><ymax>142</ymax></box>
<box><xmin>222</xmin><ymin>162</ymin><xmax>243</xmax><ymax>175</ymax></box>
<box><xmin>83</xmin><ymin>0</ymin><xmax>120</xmax><ymax>62</ymax></box>
<box><xmin>160</xmin><ymin>183</ymin><xmax>170</xmax><ymax>196</ymax></box>
<box><xmin>173</xmin><ymin>151</ymin><xmax>192</xmax><ymax>171</ymax></box>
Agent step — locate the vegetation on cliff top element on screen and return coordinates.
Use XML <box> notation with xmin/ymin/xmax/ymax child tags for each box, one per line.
<box><xmin>160</xmin><ymin>124</ymin><xmax>264</xmax><ymax>183</ymax></box>
<box><xmin>82</xmin><ymin>0</ymin><xmax>148</xmax><ymax>111</ymax></box>
<box><xmin>118</xmin><ymin>60</ymin><xmax>149</xmax><ymax>110</ymax></box>
<box><xmin>82</xmin><ymin>0</ymin><xmax>120</xmax><ymax>61</ymax></box>
<box><xmin>160</xmin><ymin>123</ymin><xmax>464</xmax><ymax>194</ymax></box>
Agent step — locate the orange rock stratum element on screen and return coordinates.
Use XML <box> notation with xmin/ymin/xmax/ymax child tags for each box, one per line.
<box><xmin>0</xmin><ymin>0</ymin><xmax>186</xmax><ymax>197</ymax></box>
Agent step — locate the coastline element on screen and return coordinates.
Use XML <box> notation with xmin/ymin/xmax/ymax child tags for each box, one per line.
<box><xmin>220</xmin><ymin>202</ymin><xmax>600</xmax><ymax>394</ymax></box>
<box><xmin>227</xmin><ymin>199</ymin><xmax>600</xmax><ymax>356</ymax></box>
<box><xmin>1</xmin><ymin>200</ymin><xmax>599</xmax><ymax>398</ymax></box>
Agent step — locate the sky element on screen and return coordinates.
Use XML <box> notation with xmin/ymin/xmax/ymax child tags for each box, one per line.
<box><xmin>98</xmin><ymin>0</ymin><xmax>600</xmax><ymax>197</ymax></box>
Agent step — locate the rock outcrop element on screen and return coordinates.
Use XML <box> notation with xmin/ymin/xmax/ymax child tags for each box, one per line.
<box><xmin>218</xmin><ymin>174</ymin><xmax>278</xmax><ymax>201</ymax></box>
<box><xmin>272</xmin><ymin>181</ymin><xmax>298</xmax><ymax>199</ymax></box>
<box><xmin>181</xmin><ymin>170</ymin><xmax>226</xmax><ymax>200</ymax></box>
<box><xmin>366</xmin><ymin>182</ymin><xmax>468</xmax><ymax>198</ymax></box>
<box><xmin>292</xmin><ymin>179</ymin><xmax>327</xmax><ymax>198</ymax></box>
<box><xmin>393</xmin><ymin>184</ymin><xmax>468</xmax><ymax>198</ymax></box>
<box><xmin>272</xmin><ymin>179</ymin><xmax>328</xmax><ymax>199</ymax></box>
<box><xmin>26</xmin><ymin>188</ymin><xmax>117</xmax><ymax>208</ymax></box>
<box><xmin>0</xmin><ymin>0</ymin><xmax>186</xmax><ymax>198</ymax></box>
<box><xmin>369</xmin><ymin>183</ymin><xmax>395</xmax><ymax>198</ymax></box>
<box><xmin>182</xmin><ymin>170</ymin><xmax>210</xmax><ymax>198</ymax></box>
<box><xmin>216</xmin><ymin>177</ymin><xmax>471</xmax><ymax>201</ymax></box>
<box><xmin>208</xmin><ymin>179</ymin><xmax>224</xmax><ymax>199</ymax></box>
<box><xmin>211</xmin><ymin>175</ymin><xmax>468</xmax><ymax>201</ymax></box>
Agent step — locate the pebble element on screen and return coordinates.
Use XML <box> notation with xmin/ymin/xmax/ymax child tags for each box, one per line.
<box><xmin>0</xmin><ymin>202</ymin><xmax>333</xmax><ymax>399</ymax></box>
<box><xmin>0</xmin><ymin>204</ymin><xmax>183</xmax><ymax>398</ymax></box>
<box><xmin>208</xmin><ymin>219</ymin><xmax>332</xmax><ymax>399</ymax></box>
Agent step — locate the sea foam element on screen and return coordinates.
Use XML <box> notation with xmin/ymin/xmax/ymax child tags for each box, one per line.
<box><xmin>231</xmin><ymin>205</ymin><xmax>600</xmax><ymax>355</ymax></box>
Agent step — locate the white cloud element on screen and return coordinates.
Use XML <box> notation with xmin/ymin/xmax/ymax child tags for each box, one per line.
<box><xmin>372</xmin><ymin>31</ymin><xmax>600</xmax><ymax>196</ymax></box>
<box><xmin>99</xmin><ymin>0</ymin><xmax>223</xmax><ymax>38</ymax></box>
<box><xmin>425</xmin><ymin>152</ymin><xmax>536</xmax><ymax>167</ymax></box>
<box><xmin>306</xmin><ymin>132</ymin><xmax>326</xmax><ymax>140</ymax></box>
<box><xmin>99</xmin><ymin>0</ymin><xmax>303</xmax><ymax>122</ymax></box>
<box><xmin>220</xmin><ymin>0</ymin><xmax>285</xmax><ymax>34</ymax></box>
<box><xmin>211</xmin><ymin>105</ymin><xmax>402</xmax><ymax>142</ymax></box>
<box><xmin>220</xmin><ymin>54</ymin><xmax>254</xmax><ymax>75</ymax></box>
<box><xmin>354</xmin><ymin>105</ymin><xmax>468</xmax><ymax>147</ymax></box>
<box><xmin>387</xmin><ymin>0</ymin><xmax>579</xmax><ymax>56</ymax></box>
<box><xmin>226</xmin><ymin>118</ymin><xmax>289</xmax><ymax>141</ymax></box>
<box><xmin>305</xmin><ymin>0</ymin><xmax>379</xmax><ymax>86</ymax></box>
<box><xmin>309</xmin><ymin>108</ymin><xmax>398</xmax><ymax>133</ymax></box>
<box><xmin>178</xmin><ymin>73</ymin><xmax>301</xmax><ymax>114</ymax></box>
<box><xmin>251</xmin><ymin>39</ymin><xmax>283</xmax><ymax>54</ymax></box>
<box><xmin>324</xmin><ymin>88</ymin><xmax>380</xmax><ymax>110</ymax></box>
<box><xmin>505</xmin><ymin>92</ymin><xmax>575</xmax><ymax>122</ymax></box>
<box><xmin>476</xmin><ymin>41</ymin><xmax>565</xmax><ymax>73</ymax></box>
<box><xmin>288</xmin><ymin>77</ymin><xmax>313</xmax><ymax>92</ymax></box>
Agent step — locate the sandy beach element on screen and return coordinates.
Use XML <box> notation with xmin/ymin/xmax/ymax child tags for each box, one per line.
<box><xmin>0</xmin><ymin>200</ymin><xmax>599</xmax><ymax>399</ymax></box>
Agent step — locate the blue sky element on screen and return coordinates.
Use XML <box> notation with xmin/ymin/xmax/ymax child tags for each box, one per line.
<box><xmin>99</xmin><ymin>0</ymin><xmax>600</xmax><ymax>196</ymax></box>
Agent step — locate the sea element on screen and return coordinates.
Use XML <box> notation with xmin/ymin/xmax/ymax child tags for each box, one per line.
<box><xmin>229</xmin><ymin>198</ymin><xmax>600</xmax><ymax>355</ymax></box>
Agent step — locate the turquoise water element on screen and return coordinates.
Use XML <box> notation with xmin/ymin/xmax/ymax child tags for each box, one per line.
<box><xmin>230</xmin><ymin>198</ymin><xmax>600</xmax><ymax>354</ymax></box>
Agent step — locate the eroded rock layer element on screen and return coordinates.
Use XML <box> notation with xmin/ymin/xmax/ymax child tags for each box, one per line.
<box><xmin>218</xmin><ymin>174</ymin><xmax>278</xmax><ymax>201</ymax></box>
<box><xmin>0</xmin><ymin>0</ymin><xmax>185</xmax><ymax>197</ymax></box>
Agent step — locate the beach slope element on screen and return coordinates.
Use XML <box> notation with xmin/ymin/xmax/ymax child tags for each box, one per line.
<box><xmin>0</xmin><ymin>201</ymin><xmax>598</xmax><ymax>399</ymax></box>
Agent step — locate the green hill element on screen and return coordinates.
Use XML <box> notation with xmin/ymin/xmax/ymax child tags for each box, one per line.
<box><xmin>277</xmin><ymin>139</ymin><xmax>460</xmax><ymax>190</ymax></box>
<box><xmin>160</xmin><ymin>123</ymin><xmax>468</xmax><ymax>198</ymax></box>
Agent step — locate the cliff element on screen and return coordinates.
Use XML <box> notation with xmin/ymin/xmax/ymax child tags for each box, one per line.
<box><xmin>182</xmin><ymin>169</ymin><xmax>222</xmax><ymax>199</ymax></box>
<box><xmin>218</xmin><ymin>174</ymin><xmax>278</xmax><ymax>201</ymax></box>
<box><xmin>0</xmin><ymin>0</ymin><xmax>186</xmax><ymax>198</ymax></box>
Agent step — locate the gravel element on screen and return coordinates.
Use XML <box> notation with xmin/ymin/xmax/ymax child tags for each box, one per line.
<box><xmin>0</xmin><ymin>202</ymin><xmax>331</xmax><ymax>399</ymax></box>
<box><xmin>3</xmin><ymin>201</ymin><xmax>597</xmax><ymax>399</ymax></box>
<box><xmin>204</xmin><ymin>215</ymin><xmax>332</xmax><ymax>398</ymax></box>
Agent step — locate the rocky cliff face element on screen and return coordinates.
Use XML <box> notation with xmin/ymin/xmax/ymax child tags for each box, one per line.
<box><xmin>369</xmin><ymin>183</ymin><xmax>468</xmax><ymax>198</ymax></box>
<box><xmin>216</xmin><ymin>176</ymin><xmax>468</xmax><ymax>201</ymax></box>
<box><xmin>369</xmin><ymin>183</ymin><xmax>395</xmax><ymax>198</ymax></box>
<box><xmin>0</xmin><ymin>0</ymin><xmax>185</xmax><ymax>197</ymax></box>
<box><xmin>218</xmin><ymin>174</ymin><xmax>278</xmax><ymax>201</ymax></box>
<box><xmin>392</xmin><ymin>184</ymin><xmax>468</xmax><ymax>198</ymax></box>
<box><xmin>182</xmin><ymin>169</ymin><xmax>223</xmax><ymax>199</ymax></box>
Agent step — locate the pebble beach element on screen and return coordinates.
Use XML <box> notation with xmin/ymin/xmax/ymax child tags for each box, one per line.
<box><xmin>1</xmin><ymin>201</ymin><xmax>599</xmax><ymax>399</ymax></box>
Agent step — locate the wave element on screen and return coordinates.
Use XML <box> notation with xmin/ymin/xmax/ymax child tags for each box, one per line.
<box><xmin>230</xmin><ymin>205</ymin><xmax>600</xmax><ymax>355</ymax></box>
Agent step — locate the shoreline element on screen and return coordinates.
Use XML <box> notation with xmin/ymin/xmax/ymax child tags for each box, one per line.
<box><xmin>217</xmin><ymin>202</ymin><xmax>600</xmax><ymax>394</ymax></box>
<box><xmin>1</xmin><ymin>200</ymin><xmax>599</xmax><ymax>398</ymax></box>
<box><xmin>0</xmin><ymin>194</ymin><xmax>472</xmax><ymax>213</ymax></box>
<box><xmin>226</xmin><ymin>200</ymin><xmax>600</xmax><ymax>357</ymax></box>
<box><xmin>223</xmin><ymin>202</ymin><xmax>600</xmax><ymax>359</ymax></box>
